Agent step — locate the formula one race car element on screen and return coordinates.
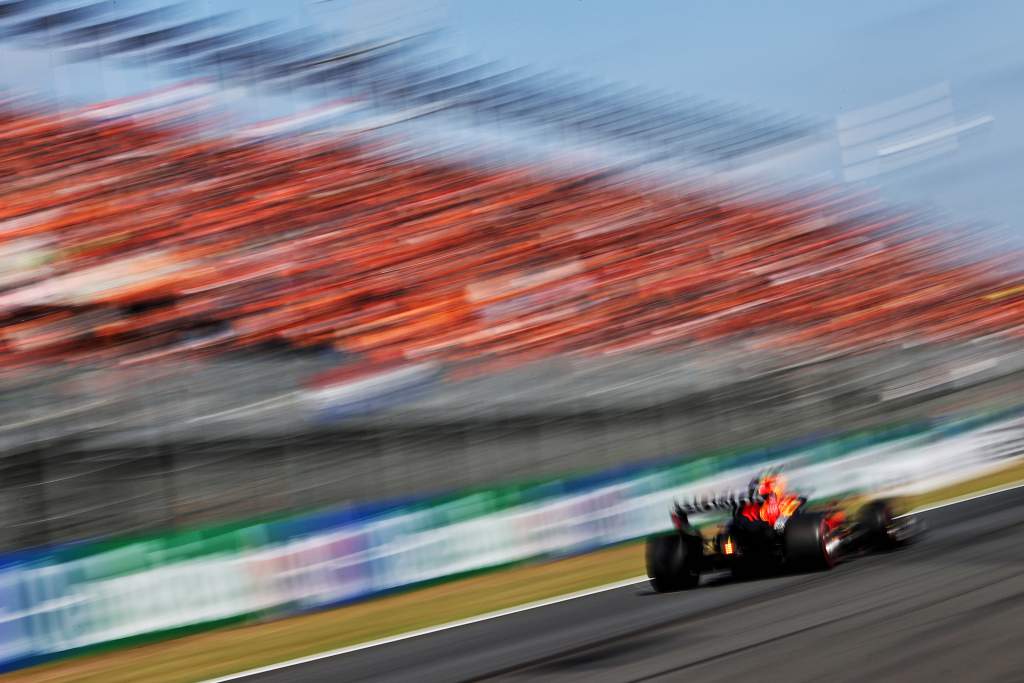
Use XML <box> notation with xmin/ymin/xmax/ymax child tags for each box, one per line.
<box><xmin>646</xmin><ymin>471</ymin><xmax>921</xmax><ymax>592</ymax></box>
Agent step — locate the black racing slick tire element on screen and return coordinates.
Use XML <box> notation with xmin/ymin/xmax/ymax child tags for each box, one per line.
<box><xmin>646</xmin><ymin>533</ymin><xmax>701</xmax><ymax>592</ymax></box>
<box><xmin>784</xmin><ymin>513</ymin><xmax>836</xmax><ymax>571</ymax></box>
<box><xmin>859</xmin><ymin>499</ymin><xmax>900</xmax><ymax>550</ymax></box>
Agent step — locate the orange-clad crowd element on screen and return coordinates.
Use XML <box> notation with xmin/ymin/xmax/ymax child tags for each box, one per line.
<box><xmin>2</xmin><ymin>100</ymin><xmax>1023</xmax><ymax>373</ymax></box>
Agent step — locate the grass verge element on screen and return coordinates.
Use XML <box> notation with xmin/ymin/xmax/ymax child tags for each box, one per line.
<box><xmin>8</xmin><ymin>460</ymin><xmax>1024</xmax><ymax>683</ymax></box>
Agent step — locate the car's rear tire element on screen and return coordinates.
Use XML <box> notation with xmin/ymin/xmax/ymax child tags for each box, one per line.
<box><xmin>784</xmin><ymin>513</ymin><xmax>836</xmax><ymax>571</ymax></box>
<box><xmin>646</xmin><ymin>533</ymin><xmax>701</xmax><ymax>592</ymax></box>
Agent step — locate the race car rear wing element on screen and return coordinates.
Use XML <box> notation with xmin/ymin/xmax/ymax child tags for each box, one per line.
<box><xmin>672</xmin><ymin>492</ymin><xmax>808</xmax><ymax>515</ymax></box>
<box><xmin>674</xmin><ymin>492</ymin><xmax>758</xmax><ymax>514</ymax></box>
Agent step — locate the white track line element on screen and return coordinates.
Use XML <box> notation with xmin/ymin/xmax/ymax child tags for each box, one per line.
<box><xmin>201</xmin><ymin>576</ymin><xmax>650</xmax><ymax>683</ymax></box>
<box><xmin>202</xmin><ymin>479</ymin><xmax>1024</xmax><ymax>683</ymax></box>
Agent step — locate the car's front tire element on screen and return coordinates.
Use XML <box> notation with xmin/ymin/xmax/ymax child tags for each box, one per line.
<box><xmin>856</xmin><ymin>501</ymin><xmax>897</xmax><ymax>548</ymax></box>
<box><xmin>859</xmin><ymin>499</ymin><xmax>919</xmax><ymax>550</ymax></box>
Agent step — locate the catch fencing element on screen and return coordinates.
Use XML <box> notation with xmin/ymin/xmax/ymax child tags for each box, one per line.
<box><xmin>2</xmin><ymin>340</ymin><xmax>1024</xmax><ymax>550</ymax></box>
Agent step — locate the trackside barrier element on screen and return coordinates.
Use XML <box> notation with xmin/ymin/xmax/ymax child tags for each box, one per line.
<box><xmin>1</xmin><ymin>407</ymin><xmax>1022</xmax><ymax>672</ymax></box>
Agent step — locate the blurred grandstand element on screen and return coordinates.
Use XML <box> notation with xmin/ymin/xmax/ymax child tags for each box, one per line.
<box><xmin>2</xmin><ymin>0</ymin><xmax>1024</xmax><ymax>548</ymax></box>
<box><xmin>1</xmin><ymin>96</ymin><xmax>1020</xmax><ymax>372</ymax></box>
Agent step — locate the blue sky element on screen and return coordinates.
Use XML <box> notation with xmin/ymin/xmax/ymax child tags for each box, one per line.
<box><xmin>444</xmin><ymin>0</ymin><xmax>1019</xmax><ymax>115</ymax></box>
<box><xmin>2</xmin><ymin>0</ymin><xmax>1022</xmax><ymax>243</ymax></box>
<box><xmin>419</xmin><ymin>0</ymin><xmax>1024</xmax><ymax>243</ymax></box>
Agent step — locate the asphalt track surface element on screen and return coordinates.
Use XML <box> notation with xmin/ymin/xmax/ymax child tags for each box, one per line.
<box><xmin>242</xmin><ymin>488</ymin><xmax>1024</xmax><ymax>683</ymax></box>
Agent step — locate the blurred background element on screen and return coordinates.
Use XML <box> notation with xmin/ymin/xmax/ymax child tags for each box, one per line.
<box><xmin>2</xmin><ymin>1</ymin><xmax>1024</xmax><ymax>674</ymax></box>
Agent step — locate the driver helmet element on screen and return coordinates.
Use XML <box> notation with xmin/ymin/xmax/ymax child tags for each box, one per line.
<box><xmin>750</xmin><ymin>470</ymin><xmax>786</xmax><ymax>499</ymax></box>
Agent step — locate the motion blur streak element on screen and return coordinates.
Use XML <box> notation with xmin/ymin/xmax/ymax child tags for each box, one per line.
<box><xmin>1</xmin><ymin>0</ymin><xmax>1023</xmax><ymax>680</ymax></box>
